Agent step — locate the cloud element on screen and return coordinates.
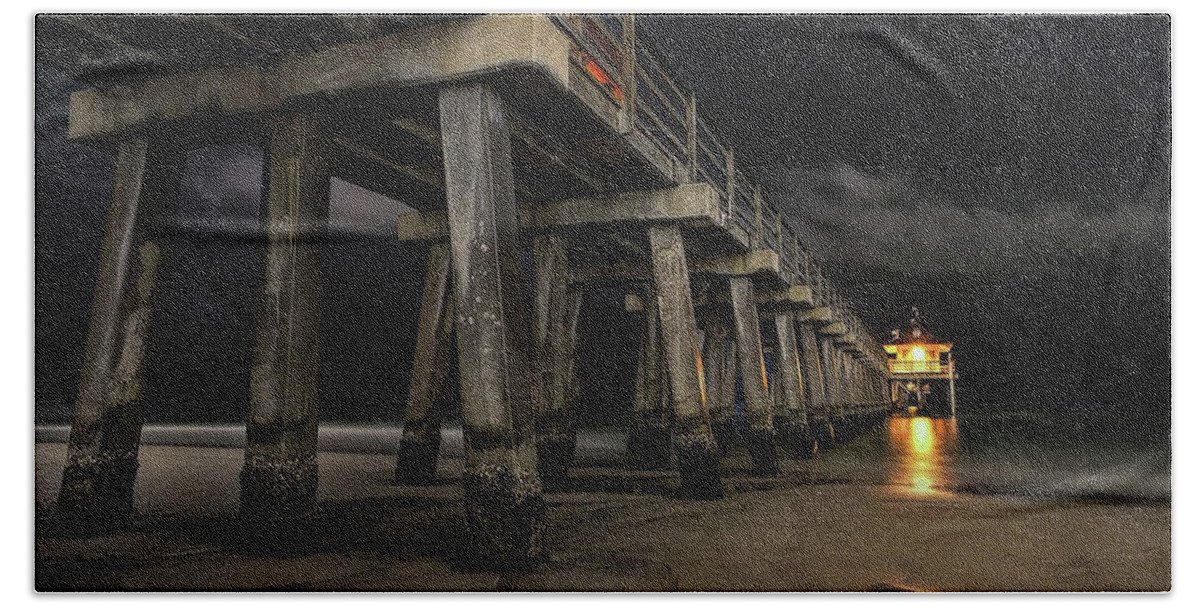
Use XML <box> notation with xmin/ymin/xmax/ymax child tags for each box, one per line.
<box><xmin>177</xmin><ymin>146</ymin><xmax>413</xmax><ymax>237</ymax></box>
<box><xmin>773</xmin><ymin>162</ymin><xmax>1168</xmax><ymax>278</ymax></box>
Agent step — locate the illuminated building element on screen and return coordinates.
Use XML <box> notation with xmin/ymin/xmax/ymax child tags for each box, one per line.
<box><xmin>884</xmin><ymin>307</ymin><xmax>958</xmax><ymax>417</ymax></box>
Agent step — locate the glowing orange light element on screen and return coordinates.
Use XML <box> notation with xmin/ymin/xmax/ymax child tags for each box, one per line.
<box><xmin>910</xmin><ymin>417</ymin><xmax>934</xmax><ymax>455</ymax></box>
<box><xmin>582</xmin><ymin>58</ymin><xmax>625</xmax><ymax>103</ymax></box>
<box><xmin>886</xmin><ymin>416</ymin><xmax>957</xmax><ymax>498</ymax></box>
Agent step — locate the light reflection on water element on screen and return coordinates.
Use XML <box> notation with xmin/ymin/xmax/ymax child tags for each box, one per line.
<box><xmin>886</xmin><ymin>415</ymin><xmax>960</xmax><ymax>497</ymax></box>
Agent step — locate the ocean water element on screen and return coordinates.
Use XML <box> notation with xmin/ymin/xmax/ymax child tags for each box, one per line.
<box><xmin>35</xmin><ymin>410</ymin><xmax>1171</xmax><ymax>502</ymax></box>
<box><xmin>808</xmin><ymin>412</ymin><xmax>1171</xmax><ymax>502</ymax></box>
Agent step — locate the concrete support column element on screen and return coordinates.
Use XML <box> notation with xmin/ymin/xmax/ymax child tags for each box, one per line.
<box><xmin>849</xmin><ymin>356</ymin><xmax>864</xmax><ymax>432</ymax></box>
<box><xmin>853</xmin><ymin>357</ymin><xmax>867</xmax><ymax>421</ymax></box>
<box><xmin>817</xmin><ymin>335</ymin><xmax>842</xmax><ymax>446</ymax></box>
<box><xmin>828</xmin><ymin>343</ymin><xmax>848</xmax><ymax>435</ymax></box>
<box><xmin>395</xmin><ymin>243</ymin><xmax>455</xmax><ymax>485</ymax></box>
<box><xmin>648</xmin><ymin>224</ymin><xmax>723</xmax><ymax>499</ymax></box>
<box><xmin>882</xmin><ymin>374</ymin><xmax>892</xmax><ymax>409</ymax></box>
<box><xmin>57</xmin><ymin>137</ymin><xmax>184</xmax><ymax>534</ymax></box>
<box><xmin>845</xmin><ymin>354</ymin><xmax>861</xmax><ymax>432</ymax></box>
<box><xmin>629</xmin><ymin>285</ymin><xmax>672</xmax><ymax>470</ymax></box>
<box><xmin>871</xmin><ymin>367</ymin><xmax>879</xmax><ymax>407</ymax></box>
<box><xmin>533</xmin><ymin>234</ymin><xmax>580</xmax><ymax>488</ymax></box>
<box><xmin>844</xmin><ymin>355</ymin><xmax>857</xmax><ymax>421</ymax></box>
<box><xmin>828</xmin><ymin>345</ymin><xmax>844</xmax><ymax>438</ymax></box>
<box><xmin>852</xmin><ymin>355</ymin><xmax>863</xmax><ymax>412</ymax></box>
<box><xmin>797</xmin><ymin>322</ymin><xmax>832</xmax><ymax>450</ymax></box>
<box><xmin>440</xmin><ymin>84</ymin><xmax>545</xmax><ymax>569</ymax></box>
<box><xmin>728</xmin><ymin>277</ymin><xmax>778</xmax><ymax>476</ymax></box>
<box><xmin>820</xmin><ymin>338</ymin><xmax>840</xmax><ymax>419</ymax></box>
<box><xmin>773</xmin><ymin>312</ymin><xmax>811</xmax><ymax>458</ymax></box>
<box><xmin>240</xmin><ymin>112</ymin><xmax>331</xmax><ymax>548</ymax></box>
<box><xmin>868</xmin><ymin>366</ymin><xmax>879</xmax><ymax>418</ymax></box>
<box><xmin>700</xmin><ymin>311</ymin><xmax>736</xmax><ymax>454</ymax></box>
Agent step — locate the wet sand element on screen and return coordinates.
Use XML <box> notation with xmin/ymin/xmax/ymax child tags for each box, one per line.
<box><xmin>35</xmin><ymin>441</ymin><xmax>1170</xmax><ymax>592</ymax></box>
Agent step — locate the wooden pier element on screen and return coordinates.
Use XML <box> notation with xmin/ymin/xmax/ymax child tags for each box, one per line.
<box><xmin>45</xmin><ymin>14</ymin><xmax>894</xmax><ymax>569</ymax></box>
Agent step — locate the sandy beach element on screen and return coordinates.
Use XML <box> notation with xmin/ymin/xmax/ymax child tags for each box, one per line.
<box><xmin>34</xmin><ymin>435</ymin><xmax>1170</xmax><ymax>592</ymax></box>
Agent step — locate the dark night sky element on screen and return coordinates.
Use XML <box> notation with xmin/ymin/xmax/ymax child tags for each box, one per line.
<box><xmin>33</xmin><ymin>14</ymin><xmax>1171</xmax><ymax>437</ymax></box>
<box><xmin>641</xmin><ymin>14</ymin><xmax>1171</xmax><ymax>433</ymax></box>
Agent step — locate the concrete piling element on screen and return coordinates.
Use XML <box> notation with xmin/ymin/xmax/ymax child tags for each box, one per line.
<box><xmin>817</xmin><ymin>335</ymin><xmax>843</xmax><ymax>445</ymax></box>
<box><xmin>239</xmin><ymin>112</ymin><xmax>331</xmax><ymax>550</ymax></box>
<box><xmin>533</xmin><ymin>234</ymin><xmax>579</xmax><ymax>488</ymax></box>
<box><xmin>440</xmin><ymin>84</ymin><xmax>546</xmax><ymax>569</ymax></box>
<box><xmin>728</xmin><ymin>276</ymin><xmax>778</xmax><ymax>476</ymax></box>
<box><xmin>395</xmin><ymin>243</ymin><xmax>456</xmax><ymax>485</ymax></box>
<box><xmin>648</xmin><ymin>224</ymin><xmax>723</xmax><ymax>500</ymax></box>
<box><xmin>57</xmin><ymin>137</ymin><xmax>184</xmax><ymax>535</ymax></box>
<box><xmin>700</xmin><ymin>311</ymin><xmax>736</xmax><ymax>455</ymax></box>
<box><xmin>773</xmin><ymin>312</ymin><xmax>811</xmax><ymax>459</ymax></box>
<box><xmin>798</xmin><ymin>321</ymin><xmax>835</xmax><ymax>450</ymax></box>
<box><xmin>630</xmin><ymin>285</ymin><xmax>673</xmax><ymax>470</ymax></box>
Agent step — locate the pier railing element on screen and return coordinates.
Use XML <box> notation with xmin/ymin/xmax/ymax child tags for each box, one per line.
<box><xmin>551</xmin><ymin>17</ymin><xmax>808</xmax><ymax>275</ymax></box>
<box><xmin>888</xmin><ymin>360</ymin><xmax>952</xmax><ymax>377</ymax></box>
<box><xmin>552</xmin><ymin>14</ymin><xmax>885</xmax><ymax>361</ymax></box>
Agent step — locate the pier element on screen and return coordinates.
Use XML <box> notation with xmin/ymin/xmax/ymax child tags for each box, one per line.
<box><xmin>47</xmin><ymin>14</ymin><xmax>895</xmax><ymax>569</ymax></box>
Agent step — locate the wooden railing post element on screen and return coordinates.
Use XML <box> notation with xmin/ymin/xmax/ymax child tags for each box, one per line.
<box><xmin>775</xmin><ymin>207</ymin><xmax>784</xmax><ymax>256</ymax></box>
<box><xmin>752</xmin><ymin>186</ymin><xmax>763</xmax><ymax>248</ymax></box>
<box><xmin>724</xmin><ymin>148</ymin><xmax>735</xmax><ymax>222</ymax></box>
<box><xmin>791</xmin><ymin>235</ymin><xmax>802</xmax><ymax>284</ymax></box>
<box><xmin>621</xmin><ymin>14</ymin><xmax>637</xmax><ymax>132</ymax></box>
<box><xmin>801</xmin><ymin>248</ymin><xmax>813</xmax><ymax>285</ymax></box>
<box><xmin>811</xmin><ymin>263</ymin><xmax>822</xmax><ymax>303</ymax></box>
<box><xmin>685</xmin><ymin>93</ymin><xmax>698</xmax><ymax>181</ymax></box>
